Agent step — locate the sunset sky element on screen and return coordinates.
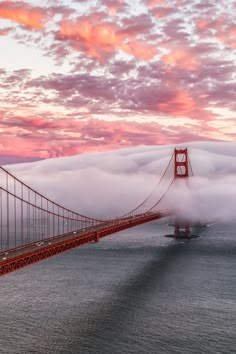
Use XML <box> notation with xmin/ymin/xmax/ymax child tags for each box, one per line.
<box><xmin>1</xmin><ymin>0</ymin><xmax>236</xmax><ymax>162</ymax></box>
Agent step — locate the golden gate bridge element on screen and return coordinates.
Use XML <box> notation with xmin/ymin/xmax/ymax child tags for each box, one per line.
<box><xmin>0</xmin><ymin>148</ymin><xmax>195</xmax><ymax>277</ymax></box>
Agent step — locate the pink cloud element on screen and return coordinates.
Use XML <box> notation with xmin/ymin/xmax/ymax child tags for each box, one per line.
<box><xmin>152</xmin><ymin>6</ymin><xmax>176</xmax><ymax>18</ymax></box>
<box><xmin>196</xmin><ymin>15</ymin><xmax>236</xmax><ymax>48</ymax></box>
<box><xmin>0</xmin><ymin>114</ymin><xmax>224</xmax><ymax>159</ymax></box>
<box><xmin>146</xmin><ymin>0</ymin><xmax>165</xmax><ymax>8</ymax></box>
<box><xmin>57</xmin><ymin>17</ymin><xmax>156</xmax><ymax>61</ymax></box>
<box><xmin>101</xmin><ymin>0</ymin><xmax>127</xmax><ymax>15</ymax></box>
<box><xmin>0</xmin><ymin>1</ymin><xmax>47</xmax><ymax>29</ymax></box>
<box><xmin>162</xmin><ymin>48</ymin><xmax>200</xmax><ymax>70</ymax></box>
<box><xmin>0</xmin><ymin>27</ymin><xmax>11</xmax><ymax>36</ymax></box>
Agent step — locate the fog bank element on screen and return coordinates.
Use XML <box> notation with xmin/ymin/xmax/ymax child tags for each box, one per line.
<box><xmin>6</xmin><ymin>142</ymin><xmax>236</xmax><ymax>223</ymax></box>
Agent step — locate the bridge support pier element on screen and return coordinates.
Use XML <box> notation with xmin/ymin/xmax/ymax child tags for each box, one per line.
<box><xmin>165</xmin><ymin>222</ymin><xmax>194</xmax><ymax>239</ymax></box>
<box><xmin>174</xmin><ymin>223</ymin><xmax>191</xmax><ymax>239</ymax></box>
<box><xmin>95</xmin><ymin>231</ymin><xmax>99</xmax><ymax>242</ymax></box>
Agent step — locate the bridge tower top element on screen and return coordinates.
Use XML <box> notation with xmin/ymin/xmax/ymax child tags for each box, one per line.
<box><xmin>174</xmin><ymin>148</ymin><xmax>189</xmax><ymax>178</ymax></box>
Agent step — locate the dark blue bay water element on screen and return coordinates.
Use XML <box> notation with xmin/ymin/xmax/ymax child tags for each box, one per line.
<box><xmin>0</xmin><ymin>222</ymin><xmax>235</xmax><ymax>354</ymax></box>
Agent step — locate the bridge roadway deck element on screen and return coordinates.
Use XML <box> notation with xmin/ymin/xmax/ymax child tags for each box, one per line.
<box><xmin>0</xmin><ymin>211</ymin><xmax>169</xmax><ymax>277</ymax></box>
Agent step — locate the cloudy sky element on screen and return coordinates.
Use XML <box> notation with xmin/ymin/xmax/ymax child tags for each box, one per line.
<box><xmin>1</xmin><ymin>0</ymin><xmax>236</xmax><ymax>162</ymax></box>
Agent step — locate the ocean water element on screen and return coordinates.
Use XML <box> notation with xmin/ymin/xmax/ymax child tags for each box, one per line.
<box><xmin>0</xmin><ymin>222</ymin><xmax>235</xmax><ymax>354</ymax></box>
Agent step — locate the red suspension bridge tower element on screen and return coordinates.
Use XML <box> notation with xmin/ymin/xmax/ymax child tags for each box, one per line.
<box><xmin>173</xmin><ymin>148</ymin><xmax>191</xmax><ymax>238</ymax></box>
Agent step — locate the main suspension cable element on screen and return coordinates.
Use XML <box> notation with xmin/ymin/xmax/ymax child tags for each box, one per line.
<box><xmin>118</xmin><ymin>150</ymin><xmax>175</xmax><ymax>218</ymax></box>
<box><xmin>146</xmin><ymin>177</ymin><xmax>175</xmax><ymax>213</ymax></box>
